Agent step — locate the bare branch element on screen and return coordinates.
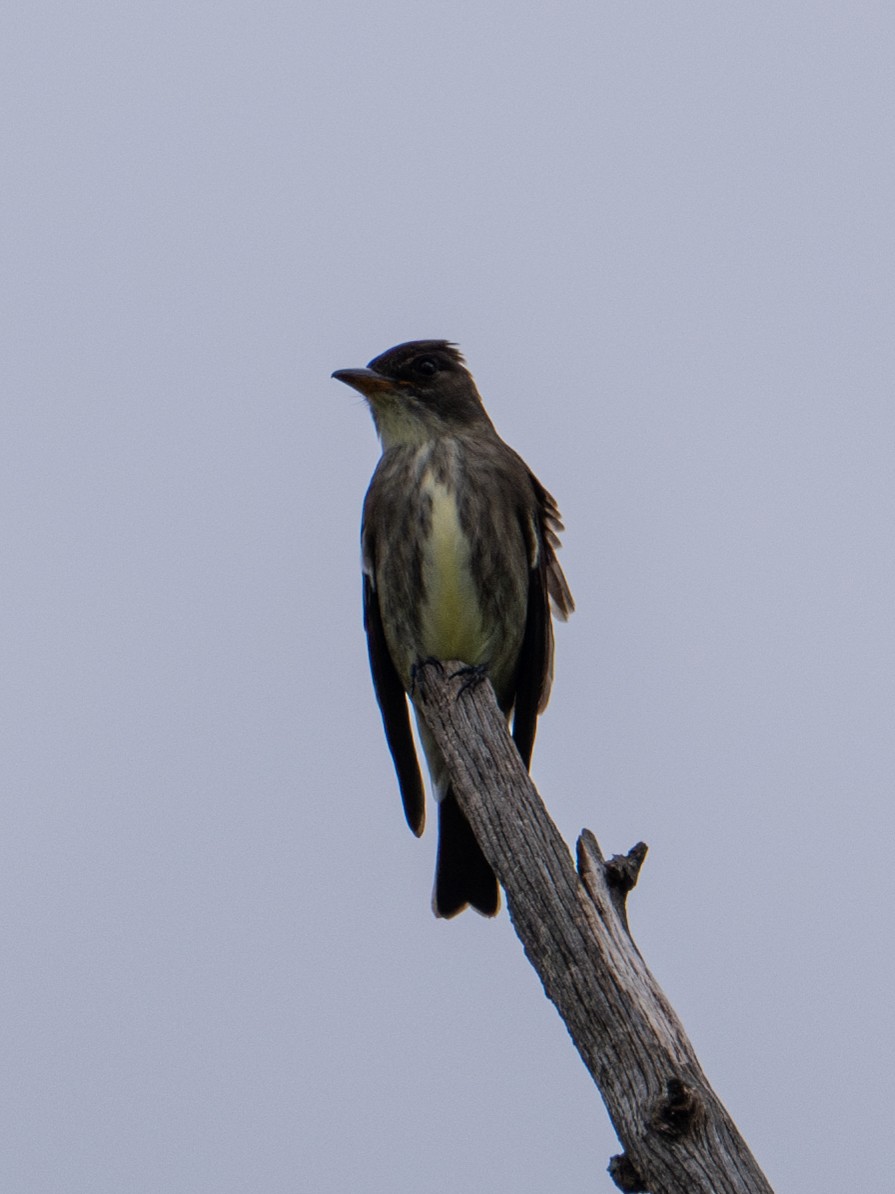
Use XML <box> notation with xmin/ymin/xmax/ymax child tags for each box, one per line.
<box><xmin>412</xmin><ymin>661</ymin><xmax>774</xmax><ymax>1194</ymax></box>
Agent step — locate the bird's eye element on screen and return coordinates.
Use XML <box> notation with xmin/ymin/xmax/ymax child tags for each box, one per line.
<box><xmin>413</xmin><ymin>357</ymin><xmax>439</xmax><ymax>377</ymax></box>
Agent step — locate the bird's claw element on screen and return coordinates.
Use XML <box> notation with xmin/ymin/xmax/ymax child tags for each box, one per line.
<box><xmin>409</xmin><ymin>657</ymin><xmax>445</xmax><ymax>696</ymax></box>
<box><xmin>449</xmin><ymin>663</ymin><xmax>489</xmax><ymax>697</ymax></box>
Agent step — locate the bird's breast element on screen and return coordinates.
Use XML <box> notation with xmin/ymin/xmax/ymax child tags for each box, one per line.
<box><xmin>418</xmin><ymin>472</ymin><xmax>487</xmax><ymax>665</ymax></box>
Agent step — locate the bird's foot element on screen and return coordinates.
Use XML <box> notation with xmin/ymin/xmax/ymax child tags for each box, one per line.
<box><xmin>409</xmin><ymin>657</ymin><xmax>445</xmax><ymax>697</ymax></box>
<box><xmin>449</xmin><ymin>662</ymin><xmax>489</xmax><ymax>697</ymax></box>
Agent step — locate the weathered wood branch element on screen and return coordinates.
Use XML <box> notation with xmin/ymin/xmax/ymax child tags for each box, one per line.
<box><xmin>412</xmin><ymin>661</ymin><xmax>774</xmax><ymax>1194</ymax></box>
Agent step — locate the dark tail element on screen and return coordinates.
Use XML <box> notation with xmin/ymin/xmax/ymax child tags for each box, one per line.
<box><xmin>433</xmin><ymin>788</ymin><xmax>500</xmax><ymax>918</ymax></box>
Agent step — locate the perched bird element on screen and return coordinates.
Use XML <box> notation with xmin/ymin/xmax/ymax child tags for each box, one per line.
<box><xmin>333</xmin><ymin>340</ymin><xmax>573</xmax><ymax>917</ymax></box>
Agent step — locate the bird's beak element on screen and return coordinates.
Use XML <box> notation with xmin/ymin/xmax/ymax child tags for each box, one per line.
<box><xmin>331</xmin><ymin>367</ymin><xmax>393</xmax><ymax>397</ymax></box>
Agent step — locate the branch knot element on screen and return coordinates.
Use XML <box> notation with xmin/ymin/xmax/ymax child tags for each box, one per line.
<box><xmin>606</xmin><ymin>842</ymin><xmax>648</xmax><ymax>894</ymax></box>
<box><xmin>652</xmin><ymin>1077</ymin><xmax>701</xmax><ymax>1139</ymax></box>
<box><xmin>608</xmin><ymin>1151</ymin><xmax>649</xmax><ymax>1192</ymax></box>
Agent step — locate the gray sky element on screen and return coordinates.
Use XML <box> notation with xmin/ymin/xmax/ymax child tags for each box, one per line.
<box><xmin>3</xmin><ymin>3</ymin><xmax>893</xmax><ymax>1190</ymax></box>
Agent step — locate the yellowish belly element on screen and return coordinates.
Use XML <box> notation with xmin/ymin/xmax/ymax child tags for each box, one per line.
<box><xmin>419</xmin><ymin>476</ymin><xmax>487</xmax><ymax>664</ymax></box>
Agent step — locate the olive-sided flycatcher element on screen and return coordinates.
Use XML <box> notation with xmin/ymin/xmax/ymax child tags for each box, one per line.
<box><xmin>333</xmin><ymin>340</ymin><xmax>573</xmax><ymax>918</ymax></box>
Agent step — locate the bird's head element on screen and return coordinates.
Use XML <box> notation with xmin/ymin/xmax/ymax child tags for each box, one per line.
<box><xmin>332</xmin><ymin>340</ymin><xmax>491</xmax><ymax>448</ymax></box>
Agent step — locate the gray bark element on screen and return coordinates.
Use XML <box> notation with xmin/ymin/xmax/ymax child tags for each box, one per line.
<box><xmin>412</xmin><ymin>661</ymin><xmax>774</xmax><ymax>1194</ymax></box>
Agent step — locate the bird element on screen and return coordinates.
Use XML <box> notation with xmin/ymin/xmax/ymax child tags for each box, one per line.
<box><xmin>333</xmin><ymin>340</ymin><xmax>573</xmax><ymax>917</ymax></box>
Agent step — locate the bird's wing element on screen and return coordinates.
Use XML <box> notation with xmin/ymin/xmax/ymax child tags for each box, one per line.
<box><xmin>511</xmin><ymin>548</ymin><xmax>550</xmax><ymax>769</ymax></box>
<box><xmin>511</xmin><ymin>473</ymin><xmax>574</xmax><ymax>766</ymax></box>
<box><xmin>536</xmin><ymin>477</ymin><xmax>575</xmax><ymax>624</ymax></box>
<box><xmin>363</xmin><ymin>568</ymin><xmax>426</xmax><ymax>836</ymax></box>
